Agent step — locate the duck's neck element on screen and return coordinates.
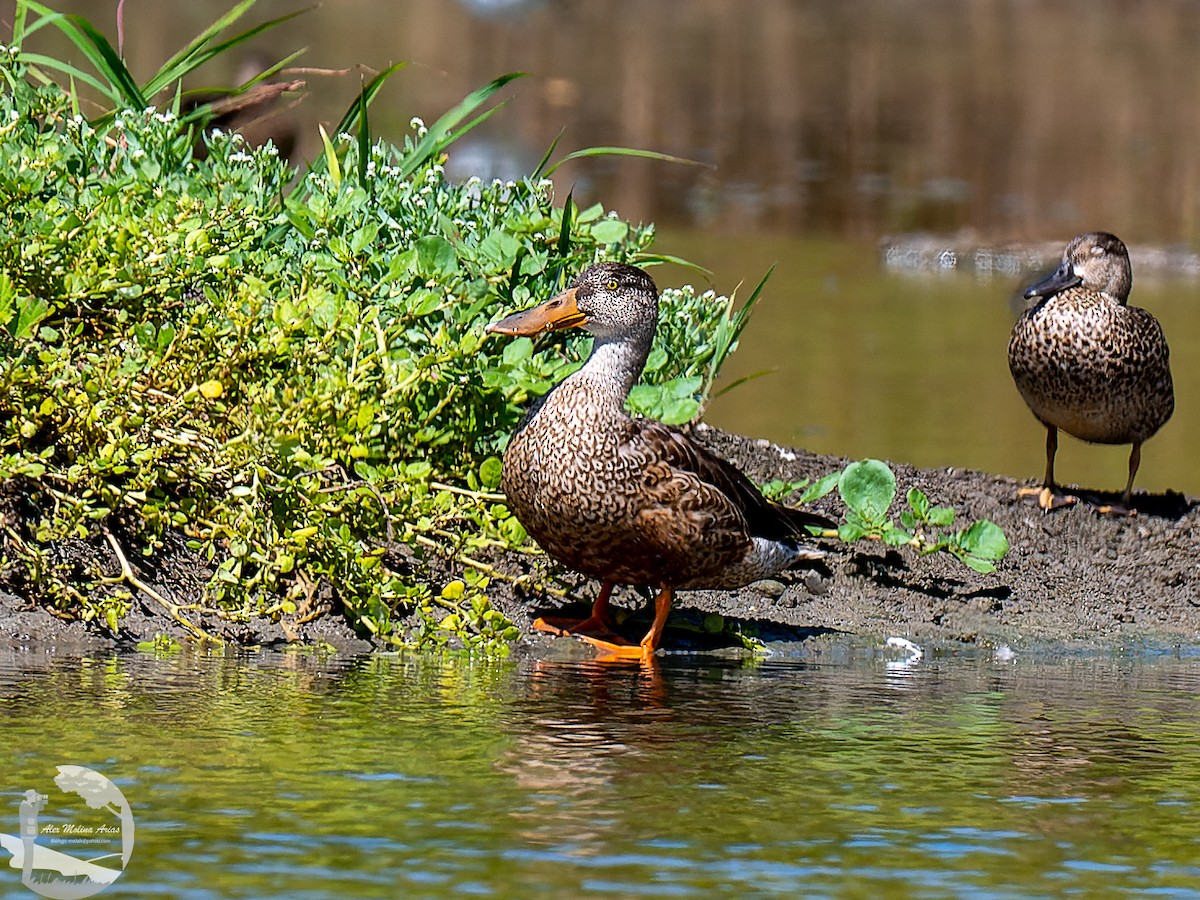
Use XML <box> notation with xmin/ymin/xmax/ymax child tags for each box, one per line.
<box><xmin>567</xmin><ymin>333</ymin><xmax>651</xmax><ymax>408</ymax></box>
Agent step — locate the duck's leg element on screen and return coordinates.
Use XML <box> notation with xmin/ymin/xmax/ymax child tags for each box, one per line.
<box><xmin>1018</xmin><ymin>425</ymin><xmax>1077</xmax><ymax>510</ymax></box>
<box><xmin>532</xmin><ymin>582</ymin><xmax>635</xmax><ymax>647</ymax></box>
<box><xmin>1098</xmin><ymin>441</ymin><xmax>1141</xmax><ymax>517</ymax></box>
<box><xmin>586</xmin><ymin>586</ymin><xmax>674</xmax><ymax>660</ymax></box>
<box><xmin>639</xmin><ymin>587</ymin><xmax>674</xmax><ymax>656</ymax></box>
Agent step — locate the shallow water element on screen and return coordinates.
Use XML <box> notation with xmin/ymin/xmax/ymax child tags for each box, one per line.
<box><xmin>2</xmin><ymin>645</ymin><xmax>1200</xmax><ymax>898</ymax></box>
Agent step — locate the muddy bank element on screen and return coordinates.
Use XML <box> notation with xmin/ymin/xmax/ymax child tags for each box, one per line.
<box><xmin>3</xmin><ymin>425</ymin><xmax>1198</xmax><ymax>655</ymax></box>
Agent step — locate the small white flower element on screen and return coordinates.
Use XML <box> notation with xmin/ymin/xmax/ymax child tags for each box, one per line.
<box><xmin>229</xmin><ymin>151</ymin><xmax>252</xmax><ymax>163</ymax></box>
<box><xmin>210</xmin><ymin>127</ymin><xmax>224</xmax><ymax>139</ymax></box>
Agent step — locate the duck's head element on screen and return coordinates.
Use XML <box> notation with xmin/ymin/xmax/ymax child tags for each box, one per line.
<box><xmin>486</xmin><ymin>262</ymin><xmax>659</xmax><ymax>341</ymax></box>
<box><xmin>1024</xmin><ymin>231</ymin><xmax>1132</xmax><ymax>304</ymax></box>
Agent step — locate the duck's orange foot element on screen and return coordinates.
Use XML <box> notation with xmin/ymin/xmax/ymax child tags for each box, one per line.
<box><xmin>531</xmin><ymin>617</ymin><xmax>655</xmax><ymax>660</ymax></box>
<box><xmin>1017</xmin><ymin>485</ymin><xmax>1077</xmax><ymax>511</ymax></box>
<box><xmin>1096</xmin><ymin>501</ymin><xmax>1136</xmax><ymax>518</ymax></box>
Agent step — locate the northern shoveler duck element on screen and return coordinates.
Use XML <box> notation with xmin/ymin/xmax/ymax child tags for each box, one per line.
<box><xmin>487</xmin><ymin>262</ymin><xmax>830</xmax><ymax>658</ymax></box>
<box><xmin>1008</xmin><ymin>232</ymin><xmax>1174</xmax><ymax>514</ymax></box>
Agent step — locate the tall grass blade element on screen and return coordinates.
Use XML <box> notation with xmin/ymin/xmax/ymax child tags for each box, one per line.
<box><xmin>532</xmin><ymin>128</ymin><xmax>566</xmax><ymax>180</ymax></box>
<box><xmin>64</xmin><ymin>13</ymin><xmax>146</xmax><ymax>107</ymax></box>
<box><xmin>15</xmin><ymin>51</ymin><xmax>116</xmax><ymax>101</ymax></box>
<box><xmin>701</xmin><ymin>266</ymin><xmax>772</xmax><ymax>406</ymax></box>
<box><xmin>356</xmin><ymin>86</ymin><xmax>371</xmax><ymax>192</ymax></box>
<box><xmin>543</xmin><ymin>146</ymin><xmax>705</xmax><ymax>177</ymax></box>
<box><xmin>554</xmin><ymin>190</ymin><xmax>576</xmax><ymax>282</ymax></box>
<box><xmin>396</xmin><ymin>72</ymin><xmax>525</xmax><ymax>180</ymax></box>
<box><xmin>328</xmin><ymin>61</ymin><xmax>408</xmax><ymax>140</ymax></box>
<box><xmin>141</xmin><ymin>0</ymin><xmax>308</xmax><ymax>99</ymax></box>
<box><xmin>318</xmin><ymin>124</ymin><xmax>341</xmax><ymax>189</ymax></box>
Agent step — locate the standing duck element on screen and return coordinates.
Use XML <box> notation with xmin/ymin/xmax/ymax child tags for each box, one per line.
<box><xmin>487</xmin><ymin>262</ymin><xmax>830</xmax><ymax>658</ymax></box>
<box><xmin>1008</xmin><ymin>232</ymin><xmax>1174</xmax><ymax>513</ymax></box>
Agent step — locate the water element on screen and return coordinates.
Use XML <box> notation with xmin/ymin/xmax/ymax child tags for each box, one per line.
<box><xmin>3</xmin><ymin>647</ymin><xmax>1200</xmax><ymax>898</ymax></box>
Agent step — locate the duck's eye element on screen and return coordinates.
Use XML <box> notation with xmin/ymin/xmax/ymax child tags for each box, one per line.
<box><xmin>606</xmin><ymin>280</ymin><xmax>619</xmax><ymax>291</ymax></box>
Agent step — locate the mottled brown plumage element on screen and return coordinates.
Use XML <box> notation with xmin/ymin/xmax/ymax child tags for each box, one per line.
<box><xmin>1008</xmin><ymin>232</ymin><xmax>1174</xmax><ymax>512</ymax></box>
<box><xmin>487</xmin><ymin>262</ymin><xmax>829</xmax><ymax>656</ymax></box>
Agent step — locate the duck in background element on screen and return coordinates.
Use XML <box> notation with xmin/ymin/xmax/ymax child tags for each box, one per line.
<box><xmin>1008</xmin><ymin>231</ymin><xmax>1174</xmax><ymax>514</ymax></box>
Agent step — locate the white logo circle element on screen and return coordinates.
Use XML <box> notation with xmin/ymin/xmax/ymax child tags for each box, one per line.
<box><xmin>3</xmin><ymin>766</ymin><xmax>134</xmax><ymax>898</ymax></box>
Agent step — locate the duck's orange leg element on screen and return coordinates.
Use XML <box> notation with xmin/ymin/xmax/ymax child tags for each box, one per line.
<box><xmin>532</xmin><ymin>582</ymin><xmax>634</xmax><ymax>647</ymax></box>
<box><xmin>583</xmin><ymin>586</ymin><xmax>673</xmax><ymax>660</ymax></box>
<box><xmin>533</xmin><ymin>584</ymin><xmax>675</xmax><ymax>660</ymax></box>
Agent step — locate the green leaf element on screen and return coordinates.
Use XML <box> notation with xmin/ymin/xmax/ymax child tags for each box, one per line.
<box><xmin>479</xmin><ymin>457</ymin><xmax>503</xmax><ymax>489</ymax></box>
<box><xmin>838</xmin><ymin>522</ymin><xmax>867</xmax><ymax>542</ymax></box>
<box><xmin>959</xmin><ymin>520</ymin><xmax>1010</xmax><ymax>562</ymax></box>
<box><xmin>906</xmin><ymin>487</ymin><xmax>930</xmax><ymax>519</ymax></box>
<box><xmin>838</xmin><ymin>459</ymin><xmax>896</xmax><ymax>525</ymax></box>
<box><xmin>501</xmin><ymin>337</ymin><xmax>533</xmax><ymax>365</ymax></box>
<box><xmin>589</xmin><ymin>218</ymin><xmax>628</xmax><ymax>244</ymax></box>
<box><xmin>415</xmin><ymin>236</ymin><xmax>458</xmax><ymax>278</ymax></box>
<box><xmin>882</xmin><ymin>526</ymin><xmax>914</xmax><ymax>547</ymax></box>
<box><xmin>960</xmin><ymin>556</ymin><xmax>998</xmax><ymax>575</ymax></box>
<box><xmin>927</xmin><ymin>506</ymin><xmax>956</xmax><ymax>527</ymax></box>
<box><xmin>798</xmin><ymin>470</ymin><xmax>841</xmax><ymax>504</ymax></box>
<box><xmin>659</xmin><ymin>396</ymin><xmax>699</xmax><ymax>425</ymax></box>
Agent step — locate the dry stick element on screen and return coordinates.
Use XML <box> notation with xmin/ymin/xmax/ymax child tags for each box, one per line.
<box><xmin>100</xmin><ymin>526</ymin><xmax>220</xmax><ymax>643</ymax></box>
<box><xmin>411</xmin><ymin>534</ymin><xmax>567</xmax><ymax>597</ymax></box>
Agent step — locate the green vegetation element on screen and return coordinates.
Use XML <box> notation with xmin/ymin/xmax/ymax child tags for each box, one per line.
<box><xmin>0</xmin><ymin>3</ymin><xmax>759</xmax><ymax>650</ymax></box>
<box><xmin>0</xmin><ymin>2</ymin><xmax>1009</xmax><ymax>652</ymax></box>
<box><xmin>768</xmin><ymin>460</ymin><xmax>1009</xmax><ymax>574</ymax></box>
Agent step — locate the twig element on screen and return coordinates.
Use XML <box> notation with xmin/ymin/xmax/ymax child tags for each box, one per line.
<box><xmin>429</xmin><ymin>482</ymin><xmax>506</xmax><ymax>503</ymax></box>
<box><xmin>411</xmin><ymin>534</ymin><xmax>565</xmax><ymax>596</ymax></box>
<box><xmin>101</xmin><ymin>525</ymin><xmax>221</xmax><ymax>643</ymax></box>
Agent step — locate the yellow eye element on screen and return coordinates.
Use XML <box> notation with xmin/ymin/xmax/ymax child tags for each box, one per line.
<box><xmin>606</xmin><ymin>280</ymin><xmax>619</xmax><ymax>290</ymax></box>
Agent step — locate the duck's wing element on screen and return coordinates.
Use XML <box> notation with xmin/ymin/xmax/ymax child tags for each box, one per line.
<box><xmin>625</xmin><ymin>420</ymin><xmax>835</xmax><ymax>539</ymax></box>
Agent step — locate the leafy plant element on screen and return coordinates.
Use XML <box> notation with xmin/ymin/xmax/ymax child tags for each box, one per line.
<box><xmin>797</xmin><ymin>459</ymin><xmax>1009</xmax><ymax>573</ymax></box>
<box><xmin>0</xmin><ymin>4</ymin><xmax>744</xmax><ymax>652</ymax></box>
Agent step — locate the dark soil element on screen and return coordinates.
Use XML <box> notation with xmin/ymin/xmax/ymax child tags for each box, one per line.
<box><xmin>4</xmin><ymin>424</ymin><xmax>1199</xmax><ymax>655</ymax></box>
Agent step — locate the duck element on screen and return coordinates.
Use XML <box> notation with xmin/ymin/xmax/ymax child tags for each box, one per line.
<box><xmin>487</xmin><ymin>262</ymin><xmax>831</xmax><ymax>658</ymax></box>
<box><xmin>1008</xmin><ymin>232</ymin><xmax>1174</xmax><ymax>514</ymax></box>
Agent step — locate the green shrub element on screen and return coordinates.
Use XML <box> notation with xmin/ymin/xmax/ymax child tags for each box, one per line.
<box><xmin>0</xmin><ymin>38</ymin><xmax>752</xmax><ymax>650</ymax></box>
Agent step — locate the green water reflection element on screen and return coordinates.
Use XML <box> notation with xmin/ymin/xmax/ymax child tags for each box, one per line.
<box><xmin>660</xmin><ymin>233</ymin><xmax>1200</xmax><ymax>498</ymax></box>
<box><xmin>2</xmin><ymin>647</ymin><xmax>1199</xmax><ymax>898</ymax></box>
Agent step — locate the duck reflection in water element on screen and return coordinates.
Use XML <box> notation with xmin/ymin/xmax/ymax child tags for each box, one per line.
<box><xmin>493</xmin><ymin>656</ymin><xmax>670</xmax><ymax>849</ymax></box>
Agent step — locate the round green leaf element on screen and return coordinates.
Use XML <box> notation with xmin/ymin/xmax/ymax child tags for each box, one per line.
<box><xmin>838</xmin><ymin>459</ymin><xmax>896</xmax><ymax>525</ymax></box>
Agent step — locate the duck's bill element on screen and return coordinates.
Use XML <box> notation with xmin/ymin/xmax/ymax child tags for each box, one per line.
<box><xmin>1023</xmin><ymin>263</ymin><xmax>1082</xmax><ymax>300</ymax></box>
<box><xmin>486</xmin><ymin>288</ymin><xmax>588</xmax><ymax>336</ymax></box>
